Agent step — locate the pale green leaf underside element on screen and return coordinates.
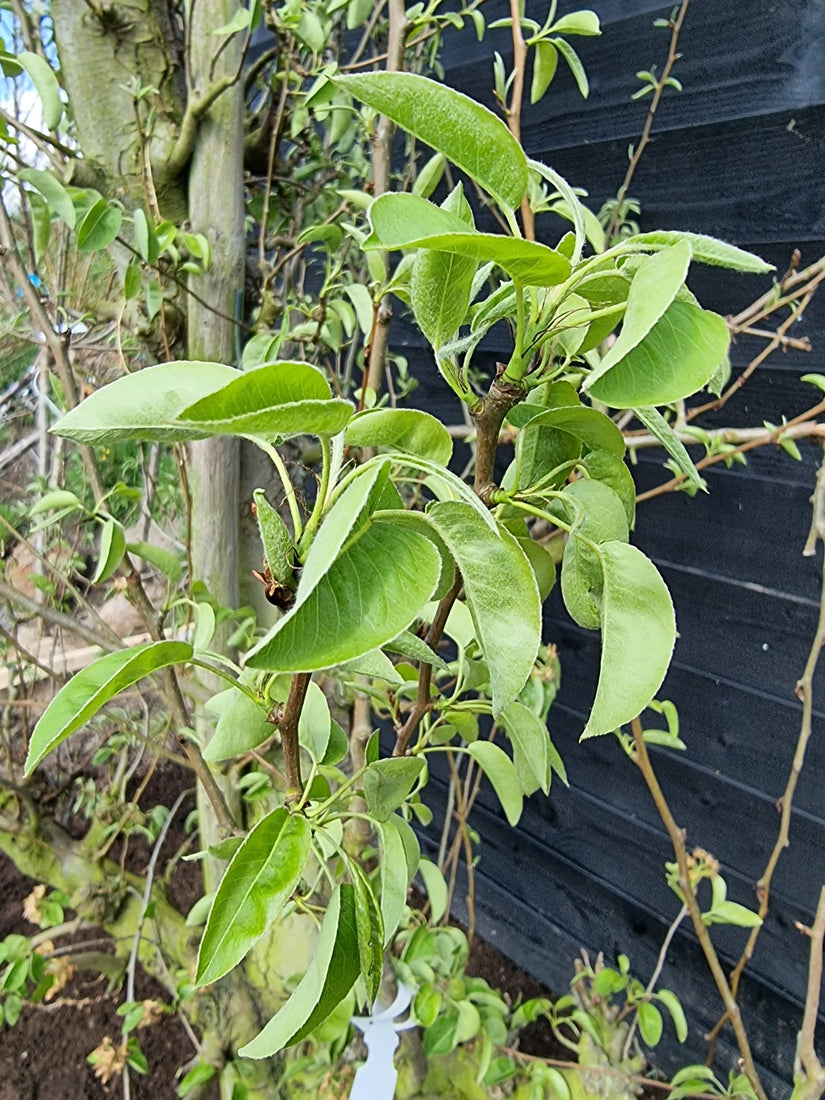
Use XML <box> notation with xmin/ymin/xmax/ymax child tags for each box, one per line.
<box><xmin>500</xmin><ymin>700</ymin><xmax>552</xmax><ymax>796</ymax></box>
<box><xmin>245</xmin><ymin>521</ymin><xmax>441</xmax><ymax>672</ymax></box>
<box><xmin>196</xmin><ymin>808</ymin><xmax>310</xmax><ymax>986</ymax></box>
<box><xmin>583</xmin><ymin>542</ymin><xmax>676</xmax><ymax>738</ymax></box>
<box><xmin>427</xmin><ymin>502</ymin><xmax>541</xmax><ymax>715</ymax></box>
<box><xmin>633</xmin><ymin>406</ymin><xmax>704</xmax><ymax>490</ymax></box>
<box><xmin>589</xmin><ymin>240</ymin><xmax>692</xmax><ymax>382</ymax></box>
<box><xmin>366</xmin><ymin>193</ymin><xmax>570</xmax><ymax>286</ymax></box>
<box><xmin>177</xmin><ymin>361</ymin><xmax>352</xmax><ymax>439</ymax></box>
<box><xmin>345</xmin><ymin>408</ymin><xmax>453</xmax><ymax>465</ymax></box>
<box><xmin>51</xmin><ymin>362</ymin><xmax>240</xmax><ymax>444</ymax></box>
<box><xmin>586</xmin><ymin>301</ymin><xmax>730</xmax><ymax>408</ymax></box>
<box><xmin>507</xmin><ymin>403</ymin><xmax>625</xmax><ymax>457</ymax></box>
<box><xmin>337</xmin><ymin>71</ymin><xmax>527</xmax><ymax>209</ymax></box>
<box><xmin>25</xmin><ymin>641</ymin><xmax>193</xmax><ymax>774</ymax></box>
<box><xmin>631</xmin><ymin>231</ymin><xmax>774</xmax><ymax>273</ymax></box>
<box><xmin>18</xmin><ymin>52</ymin><xmax>62</xmax><ymax>130</ymax></box>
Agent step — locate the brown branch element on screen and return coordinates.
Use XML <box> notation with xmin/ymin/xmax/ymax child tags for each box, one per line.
<box><xmin>471</xmin><ymin>369</ymin><xmax>527</xmax><ymax>497</ymax></box>
<box><xmin>394</xmin><ymin>569</ymin><xmax>463</xmax><ymax>756</ymax></box>
<box><xmin>506</xmin><ymin>0</ymin><xmax>534</xmax><ymax>240</ymax></box>
<box><xmin>604</xmin><ymin>0</ymin><xmax>690</xmax><ymax>245</ymax></box>
<box><xmin>705</xmin><ymin>450</ymin><xmax>825</xmax><ymax>1057</ymax></box>
<box><xmin>272</xmin><ymin>672</ymin><xmax>310</xmax><ymax>803</ymax></box>
<box><xmin>630</xmin><ymin>717</ymin><xmax>767</xmax><ymax>1100</ymax></box>
<box><xmin>794</xmin><ymin>885</ymin><xmax>825</xmax><ymax>1099</ymax></box>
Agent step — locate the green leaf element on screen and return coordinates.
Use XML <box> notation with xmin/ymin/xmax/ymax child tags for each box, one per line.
<box><xmin>298</xmin><ymin>680</ymin><xmax>332</xmax><ymax>764</ymax></box>
<box><xmin>363</xmin><ymin>757</ymin><xmax>425</xmax><ymax>821</ymax></box>
<box><xmin>345</xmin><ymin>408</ymin><xmax>452</xmax><ymax>465</ymax></box>
<box><xmin>577</xmin><ymin>449</ymin><xmax>636</xmax><ymax>529</ymax></box>
<box><xmin>202</xmin><ymin>688</ymin><xmax>272</xmax><ymax>763</ymax></box>
<box><xmin>350</xmin><ymin>863</ymin><xmax>383</xmax><ymax>1005</ymax></box>
<box><xmin>337</xmin><ymin>71</ymin><xmax>527</xmax><ymax>209</ymax></box>
<box><xmin>196</xmin><ymin>808</ymin><xmax>310</xmax><ymax>986</ymax></box>
<box><xmin>252</xmin><ymin>490</ymin><xmax>293</xmax><ymax>583</ymax></box>
<box><xmin>586</xmin><ymin>301</ymin><xmax>730</xmax><ymax>408</ymax></box>
<box><xmin>633</xmin><ymin>406</ymin><xmax>704</xmax><ymax>490</ymax></box>
<box><xmin>426</xmin><ymin>502</ymin><xmax>541</xmax><ymax>715</ymax></box>
<box><xmin>212</xmin><ymin>7</ymin><xmax>252</xmax><ymax>34</ymax></box>
<box><xmin>28</xmin><ymin>191</ymin><xmax>50</xmax><ymax>261</ymax></box>
<box><xmin>76</xmin><ymin>198</ymin><xmax>122</xmax><ymax>252</ymax></box>
<box><xmin>467</xmin><ymin>741</ymin><xmax>523</xmax><ymax>826</ymax></box>
<box><xmin>239</xmin><ymin>884</ymin><xmax>360</xmax><ymax>1057</ymax></box>
<box><xmin>656</xmin><ymin>989</ymin><xmax>688</xmax><ymax>1042</ymax></box>
<box><xmin>411</xmin><ymin>243</ymin><xmax>476</xmax><ymax>349</ymax></box>
<box><xmin>91</xmin><ymin>518</ymin><xmax>126</xmax><ymax>584</ymax></box>
<box><xmin>51</xmin><ymin>361</ymin><xmax>240</xmax><ymax>444</ymax></box>
<box><xmin>18</xmin><ymin>168</ymin><xmax>76</xmax><ymax>228</ymax></box>
<box><xmin>378</xmin><ymin>817</ymin><xmax>416</xmax><ymax>944</ymax></box>
<box><xmin>245</xmin><ymin>520</ymin><xmax>441</xmax><ymax>673</ymax></box>
<box><xmin>582</xmin><ymin>543</ymin><xmax>676</xmax><ymax>738</ymax></box>
<box><xmin>551</xmin><ymin>9</ymin><xmax>601</xmax><ymax>35</ymax></box>
<box><xmin>125</xmin><ymin>541</ymin><xmax>182</xmax><ymax>584</ymax></box>
<box><xmin>385</xmin><ymin>629</ymin><xmax>449</xmax><ymax>672</ymax></box>
<box><xmin>553</xmin><ymin>37</ymin><xmax>589</xmax><ymax>97</ymax></box>
<box><xmin>531</xmin><ymin>40</ymin><xmax>558</xmax><ymax>104</ymax></box>
<box><xmin>704</xmin><ymin>901</ymin><xmax>762</xmax><ymax>928</ymax></box>
<box><xmin>412</xmin><ymin>151</ymin><xmax>446</xmax><ymax>199</ymax></box>
<box><xmin>178</xmin><ymin>1064</ymin><xmax>217</xmax><ymax>1097</ymax></box>
<box><xmin>629</xmin><ymin>231</ymin><xmax>773</xmax><ymax>273</ymax></box>
<box><xmin>417</xmin><ymin>857</ymin><xmax>448</xmax><ymax>923</ymax></box>
<box><xmin>25</xmin><ymin>641</ymin><xmax>193</xmax><ymax>774</ymax></box>
<box><xmin>30</xmin><ymin>489</ymin><xmax>82</xmax><ymax>516</ymax></box>
<box><xmin>366</xmin><ymin>193</ymin><xmax>570</xmax><ymax>286</ymax></box>
<box><xmin>500</xmin><ymin>700</ymin><xmax>552</xmax><ymax>796</ymax></box>
<box><xmin>123</xmin><ymin>262</ymin><xmax>141</xmax><ymax>300</ymax></box>
<box><xmin>176</xmin><ymin>361</ymin><xmax>353</xmax><ymax>440</ymax></box>
<box><xmin>560</xmin><ymin>479</ymin><xmax>629</xmax><ymax>630</ymax></box>
<box><xmin>637</xmin><ymin>1002</ymin><xmax>663</xmax><ymax>1047</ymax></box>
<box><xmin>508</xmin><ymin>403</ymin><xmax>625</xmax><ymax>457</ymax></box>
<box><xmin>132</xmin><ymin>208</ymin><xmax>158</xmax><ymax>263</ymax></box>
<box><xmin>585</xmin><ymin>241</ymin><xmax>692</xmax><ymax>387</ymax></box>
<box><xmin>17</xmin><ymin>52</ymin><xmax>62</xmax><ymax>130</ymax></box>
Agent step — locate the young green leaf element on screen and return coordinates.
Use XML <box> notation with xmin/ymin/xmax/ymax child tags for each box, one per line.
<box><xmin>350</xmin><ymin>863</ymin><xmax>384</xmax><ymax>1006</ymax></box>
<box><xmin>195</xmin><ymin>808</ymin><xmax>310</xmax><ymax>986</ymax></box>
<box><xmin>366</xmin><ymin>193</ymin><xmax>570</xmax><ymax>286</ymax></box>
<box><xmin>17</xmin><ymin>52</ymin><xmax>62</xmax><ymax>130</ymax></box>
<box><xmin>245</xmin><ymin>520</ymin><xmax>441</xmax><ymax>672</ymax></box>
<box><xmin>363</xmin><ymin>757</ymin><xmax>426</xmax><ymax>821</ymax></box>
<box><xmin>345</xmin><ymin>408</ymin><xmax>453</xmax><ymax>465</ymax></box>
<box><xmin>239</xmin><ymin>884</ymin><xmax>360</xmax><ymax>1057</ymax></box>
<box><xmin>202</xmin><ymin>688</ymin><xmax>272</xmax><ymax>763</ymax></box>
<box><xmin>378</xmin><ymin>817</ymin><xmax>415</xmax><ymax>944</ymax></box>
<box><xmin>298</xmin><ymin>680</ymin><xmax>332</xmax><ymax>764</ymax></box>
<box><xmin>656</xmin><ymin>989</ymin><xmax>688</xmax><ymax>1042</ymax></box>
<box><xmin>176</xmin><ymin>361</ymin><xmax>353</xmax><ymax>440</ymax></box>
<box><xmin>551</xmin><ymin>9</ymin><xmax>601</xmax><ymax>35</ymax></box>
<box><xmin>252</xmin><ymin>489</ymin><xmax>294</xmax><ymax>584</ymax></box>
<box><xmin>633</xmin><ymin>406</ymin><xmax>705</xmax><ymax>491</ymax></box>
<box><xmin>508</xmin><ymin>403</ymin><xmax>625</xmax><ymax>457</ymax></box>
<box><xmin>467</xmin><ymin>741</ymin><xmax>523</xmax><ymax>826</ymax></box>
<box><xmin>51</xmin><ymin>361</ymin><xmax>240</xmax><ymax>444</ymax></box>
<box><xmin>531</xmin><ymin>40</ymin><xmax>559</xmax><ymax>103</ymax></box>
<box><xmin>76</xmin><ymin>197</ymin><xmax>122</xmax><ymax>252</ymax></box>
<box><xmin>561</xmin><ymin>479</ymin><xmax>630</xmax><ymax>630</ymax></box>
<box><xmin>337</xmin><ymin>71</ymin><xmax>527</xmax><ymax>209</ymax></box>
<box><xmin>18</xmin><ymin>168</ymin><xmax>76</xmax><ymax>228</ymax></box>
<box><xmin>500</xmin><ymin>700</ymin><xmax>552</xmax><ymax>796</ymax></box>
<box><xmin>91</xmin><ymin>517</ymin><xmax>126</xmax><ymax>584</ymax></box>
<box><xmin>637</xmin><ymin>1001</ymin><xmax>664</xmax><ymax>1047</ymax></box>
<box><xmin>417</xmin><ymin>857</ymin><xmax>449</xmax><ymax>923</ymax></box>
<box><xmin>586</xmin><ymin>301</ymin><xmax>730</xmax><ymax>408</ymax></box>
<box><xmin>582</xmin><ymin>543</ymin><xmax>676</xmax><ymax>738</ymax></box>
<box><xmin>585</xmin><ymin>240</ymin><xmax>692</xmax><ymax>387</ymax></box>
<box><xmin>427</xmin><ymin>502</ymin><xmax>541</xmax><ymax>715</ymax></box>
<box><xmin>577</xmin><ymin>449</ymin><xmax>636</xmax><ymax>529</ymax></box>
<box><xmin>25</xmin><ymin>641</ymin><xmax>193</xmax><ymax>774</ymax></box>
<box><xmin>629</xmin><ymin>231</ymin><xmax>773</xmax><ymax>273</ymax></box>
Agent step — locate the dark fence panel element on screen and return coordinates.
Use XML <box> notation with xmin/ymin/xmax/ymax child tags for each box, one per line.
<box><xmin>400</xmin><ymin>0</ymin><xmax>825</xmax><ymax>1091</ymax></box>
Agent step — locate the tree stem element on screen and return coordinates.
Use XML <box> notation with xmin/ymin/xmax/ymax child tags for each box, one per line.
<box><xmin>274</xmin><ymin>673</ymin><xmax>310</xmax><ymax>802</ymax></box>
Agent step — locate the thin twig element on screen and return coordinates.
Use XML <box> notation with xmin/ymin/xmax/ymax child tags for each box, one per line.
<box><xmin>506</xmin><ymin>0</ymin><xmax>534</xmax><ymax>240</ymax></box>
<box><xmin>794</xmin><ymin>885</ymin><xmax>825</xmax><ymax>1098</ymax></box>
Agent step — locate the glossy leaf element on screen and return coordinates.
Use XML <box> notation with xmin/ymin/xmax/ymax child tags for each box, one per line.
<box><xmin>657</xmin><ymin>989</ymin><xmax>688</xmax><ymax>1043</ymax></box>
<box><xmin>363</xmin><ymin>757</ymin><xmax>425</xmax><ymax>821</ymax></box>
<box><xmin>176</xmin><ymin>361</ymin><xmax>353</xmax><ymax>440</ymax></box>
<box><xmin>240</xmin><ymin>884</ymin><xmax>360</xmax><ymax>1057</ymax></box>
<box><xmin>337</xmin><ymin>71</ymin><xmax>527</xmax><ymax>209</ymax></box>
<box><xmin>585</xmin><ymin>241</ymin><xmax>692</xmax><ymax>387</ymax></box>
<box><xmin>345</xmin><ymin>408</ymin><xmax>452</xmax><ymax>465</ymax></box>
<box><xmin>245</xmin><ymin>520</ymin><xmax>441</xmax><ymax>672</ymax></box>
<box><xmin>630</xmin><ymin>231</ymin><xmax>773</xmax><ymax>273</ymax></box>
<box><xmin>91</xmin><ymin>518</ymin><xmax>126</xmax><ymax>584</ymax></box>
<box><xmin>508</xmin><ymin>403</ymin><xmax>624</xmax><ymax>457</ymax></box>
<box><xmin>378</xmin><ymin>817</ymin><xmax>414</xmax><ymax>945</ymax></box>
<box><xmin>202</xmin><ymin>688</ymin><xmax>272</xmax><ymax>762</ymax></box>
<box><xmin>350</xmin><ymin>864</ymin><xmax>383</xmax><ymax>1005</ymax></box>
<box><xmin>366</xmin><ymin>193</ymin><xmax>570</xmax><ymax>286</ymax></box>
<box><xmin>637</xmin><ymin>1002</ymin><xmax>664</xmax><ymax>1047</ymax></box>
<box><xmin>25</xmin><ymin>641</ymin><xmax>193</xmax><ymax>774</ymax></box>
<box><xmin>51</xmin><ymin>361</ymin><xmax>240</xmax><ymax>444</ymax></box>
<box><xmin>427</xmin><ymin>502</ymin><xmax>541</xmax><ymax>715</ymax></box>
<box><xmin>17</xmin><ymin>52</ymin><xmax>62</xmax><ymax>130</ymax></box>
<box><xmin>583</xmin><ymin>542</ymin><xmax>676</xmax><ymax>738</ymax></box>
<box><xmin>196</xmin><ymin>808</ymin><xmax>310</xmax><ymax>986</ymax></box>
<box><xmin>586</xmin><ymin>301</ymin><xmax>730</xmax><ymax>408</ymax></box>
<box><xmin>19</xmin><ymin>168</ymin><xmax>76</xmax><ymax>228</ymax></box>
<box><xmin>531</xmin><ymin>40</ymin><xmax>558</xmax><ymax>103</ymax></box>
<box><xmin>467</xmin><ymin>741</ymin><xmax>523</xmax><ymax>826</ymax></box>
<box><xmin>76</xmin><ymin>198</ymin><xmax>122</xmax><ymax>252</ymax></box>
<box><xmin>552</xmin><ymin>9</ymin><xmax>601</xmax><ymax>35</ymax></box>
<box><xmin>634</xmin><ymin>406</ymin><xmax>704</xmax><ymax>490</ymax></box>
<box><xmin>500</xmin><ymin>700</ymin><xmax>552</xmax><ymax>796</ymax></box>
